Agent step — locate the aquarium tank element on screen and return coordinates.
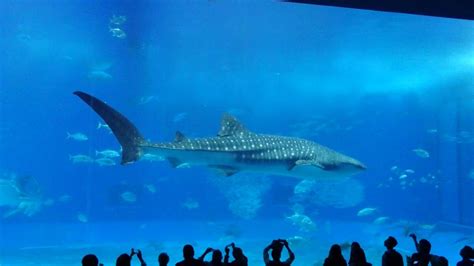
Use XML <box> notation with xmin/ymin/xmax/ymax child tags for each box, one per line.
<box><xmin>0</xmin><ymin>1</ymin><xmax>473</xmax><ymax>265</ymax></box>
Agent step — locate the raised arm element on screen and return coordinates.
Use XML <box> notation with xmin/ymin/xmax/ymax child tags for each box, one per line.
<box><xmin>224</xmin><ymin>244</ymin><xmax>232</xmax><ymax>265</ymax></box>
<box><xmin>409</xmin><ymin>234</ymin><xmax>419</xmax><ymax>252</ymax></box>
<box><xmin>263</xmin><ymin>241</ymin><xmax>274</xmax><ymax>264</ymax></box>
<box><xmin>199</xmin><ymin>248</ymin><xmax>213</xmax><ymax>261</ymax></box>
<box><xmin>283</xmin><ymin>240</ymin><xmax>295</xmax><ymax>264</ymax></box>
<box><xmin>137</xmin><ymin>249</ymin><xmax>147</xmax><ymax>266</ymax></box>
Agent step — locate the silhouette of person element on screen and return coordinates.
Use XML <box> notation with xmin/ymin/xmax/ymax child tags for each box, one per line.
<box><xmin>199</xmin><ymin>247</ymin><xmax>224</xmax><ymax>266</ymax></box>
<box><xmin>263</xmin><ymin>239</ymin><xmax>295</xmax><ymax>266</ymax></box>
<box><xmin>224</xmin><ymin>243</ymin><xmax>248</xmax><ymax>266</ymax></box>
<box><xmin>116</xmin><ymin>253</ymin><xmax>132</xmax><ymax>266</ymax></box>
<box><xmin>132</xmin><ymin>249</ymin><xmax>147</xmax><ymax>266</ymax></box>
<box><xmin>456</xmin><ymin>246</ymin><xmax>473</xmax><ymax>266</ymax></box>
<box><xmin>324</xmin><ymin>244</ymin><xmax>347</xmax><ymax>266</ymax></box>
<box><xmin>349</xmin><ymin>242</ymin><xmax>371</xmax><ymax>266</ymax></box>
<box><xmin>382</xmin><ymin>236</ymin><xmax>403</xmax><ymax>266</ymax></box>
<box><xmin>176</xmin><ymin>244</ymin><xmax>205</xmax><ymax>266</ymax></box>
<box><xmin>409</xmin><ymin>234</ymin><xmax>431</xmax><ymax>266</ymax></box>
<box><xmin>117</xmin><ymin>249</ymin><xmax>147</xmax><ymax>266</ymax></box>
<box><xmin>82</xmin><ymin>254</ymin><xmax>101</xmax><ymax>266</ymax></box>
<box><xmin>159</xmin><ymin>252</ymin><xmax>170</xmax><ymax>266</ymax></box>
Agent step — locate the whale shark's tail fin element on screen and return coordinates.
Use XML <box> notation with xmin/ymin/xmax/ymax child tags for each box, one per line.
<box><xmin>73</xmin><ymin>91</ymin><xmax>145</xmax><ymax>165</ymax></box>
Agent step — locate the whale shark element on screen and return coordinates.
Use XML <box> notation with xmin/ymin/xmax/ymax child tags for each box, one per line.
<box><xmin>74</xmin><ymin>91</ymin><xmax>366</xmax><ymax>179</ymax></box>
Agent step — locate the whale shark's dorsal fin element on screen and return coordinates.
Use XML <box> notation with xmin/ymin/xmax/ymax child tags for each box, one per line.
<box><xmin>218</xmin><ymin>113</ymin><xmax>250</xmax><ymax>137</ymax></box>
<box><xmin>175</xmin><ymin>131</ymin><xmax>187</xmax><ymax>142</ymax></box>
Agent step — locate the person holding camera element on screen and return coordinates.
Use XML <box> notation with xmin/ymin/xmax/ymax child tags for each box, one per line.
<box><xmin>199</xmin><ymin>247</ymin><xmax>224</xmax><ymax>266</ymax></box>
<box><xmin>224</xmin><ymin>243</ymin><xmax>248</xmax><ymax>266</ymax></box>
<box><xmin>263</xmin><ymin>239</ymin><xmax>295</xmax><ymax>266</ymax></box>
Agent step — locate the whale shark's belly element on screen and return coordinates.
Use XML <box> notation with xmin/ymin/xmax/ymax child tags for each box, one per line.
<box><xmin>145</xmin><ymin>147</ymin><xmax>347</xmax><ymax>180</ymax></box>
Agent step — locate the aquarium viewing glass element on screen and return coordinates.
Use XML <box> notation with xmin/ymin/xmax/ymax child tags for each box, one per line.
<box><xmin>0</xmin><ymin>1</ymin><xmax>473</xmax><ymax>265</ymax></box>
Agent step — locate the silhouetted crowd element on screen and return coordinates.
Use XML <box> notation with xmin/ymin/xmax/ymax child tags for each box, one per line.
<box><xmin>81</xmin><ymin>234</ymin><xmax>474</xmax><ymax>266</ymax></box>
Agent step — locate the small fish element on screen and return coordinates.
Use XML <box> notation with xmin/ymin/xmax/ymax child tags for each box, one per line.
<box><xmin>419</xmin><ymin>177</ymin><xmax>428</xmax><ymax>183</ymax></box>
<box><xmin>69</xmin><ymin>154</ymin><xmax>94</xmax><ymax>163</ymax></box>
<box><xmin>66</xmin><ymin>132</ymin><xmax>88</xmax><ymax>141</ymax></box>
<box><xmin>176</xmin><ymin>163</ymin><xmax>191</xmax><ymax>169</ymax></box>
<box><xmin>62</xmin><ymin>55</ymin><xmax>73</xmax><ymax>61</ymax></box>
<box><xmin>399</xmin><ymin>174</ymin><xmax>408</xmax><ymax>180</ymax></box>
<box><xmin>287</xmin><ymin>235</ymin><xmax>307</xmax><ymax>246</ymax></box>
<box><xmin>95</xmin><ymin>157</ymin><xmax>116</xmax><ymax>166</ymax></box>
<box><xmin>144</xmin><ymin>184</ymin><xmax>156</xmax><ymax>193</ymax></box>
<box><xmin>88</xmin><ymin>70</ymin><xmax>112</xmax><ymax>80</ymax></box>
<box><xmin>109</xmin><ymin>27</ymin><xmax>126</xmax><ymax>39</ymax></box>
<box><xmin>427</xmin><ymin>129</ymin><xmax>438</xmax><ymax>134</ymax></box>
<box><xmin>373</xmin><ymin>216</ymin><xmax>390</xmax><ymax>225</ymax></box>
<box><xmin>120</xmin><ymin>191</ymin><xmax>137</xmax><ymax>203</ymax></box>
<box><xmin>95</xmin><ymin>149</ymin><xmax>120</xmax><ymax>158</ymax></box>
<box><xmin>357</xmin><ymin>207</ymin><xmax>377</xmax><ymax>217</ymax></box>
<box><xmin>172</xmin><ymin>112</ymin><xmax>188</xmax><ymax>123</ymax></box>
<box><xmin>390</xmin><ymin>166</ymin><xmax>398</xmax><ymax>171</ymax></box>
<box><xmin>43</xmin><ymin>199</ymin><xmax>55</xmax><ymax>206</ymax></box>
<box><xmin>58</xmin><ymin>194</ymin><xmax>72</xmax><ymax>203</ymax></box>
<box><xmin>138</xmin><ymin>96</ymin><xmax>156</xmax><ymax>105</ymax></box>
<box><xmin>413</xmin><ymin>148</ymin><xmax>430</xmax><ymax>158</ymax></box>
<box><xmin>77</xmin><ymin>213</ymin><xmax>88</xmax><ymax>223</ymax></box>
<box><xmin>97</xmin><ymin>122</ymin><xmax>112</xmax><ymax>132</ymax></box>
<box><xmin>141</xmin><ymin>153</ymin><xmax>165</xmax><ymax>162</ymax></box>
<box><xmin>420</xmin><ymin>224</ymin><xmax>436</xmax><ymax>230</ymax></box>
<box><xmin>182</xmin><ymin>198</ymin><xmax>199</xmax><ymax>210</ymax></box>
<box><xmin>110</xmin><ymin>15</ymin><xmax>127</xmax><ymax>25</ymax></box>
<box><xmin>405</xmin><ymin>169</ymin><xmax>415</xmax><ymax>174</ymax></box>
<box><xmin>286</xmin><ymin>212</ymin><xmax>316</xmax><ymax>232</ymax></box>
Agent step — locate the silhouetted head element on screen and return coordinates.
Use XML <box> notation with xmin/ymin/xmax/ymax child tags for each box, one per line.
<box><xmin>419</xmin><ymin>239</ymin><xmax>431</xmax><ymax>254</ymax></box>
<box><xmin>351</xmin><ymin>242</ymin><xmax>361</xmax><ymax>250</ymax></box>
<box><xmin>82</xmin><ymin>254</ymin><xmax>99</xmax><ymax>266</ymax></box>
<box><xmin>183</xmin><ymin>244</ymin><xmax>195</xmax><ymax>260</ymax></box>
<box><xmin>460</xmin><ymin>245</ymin><xmax>473</xmax><ymax>259</ymax></box>
<box><xmin>271</xmin><ymin>249</ymin><xmax>282</xmax><ymax>261</ymax></box>
<box><xmin>438</xmin><ymin>256</ymin><xmax>448</xmax><ymax>266</ymax></box>
<box><xmin>116</xmin><ymin>253</ymin><xmax>131</xmax><ymax>266</ymax></box>
<box><xmin>271</xmin><ymin>241</ymin><xmax>283</xmax><ymax>261</ymax></box>
<box><xmin>232</xmin><ymin>247</ymin><xmax>244</xmax><ymax>259</ymax></box>
<box><xmin>384</xmin><ymin>236</ymin><xmax>398</xmax><ymax>250</ymax></box>
<box><xmin>350</xmin><ymin>242</ymin><xmax>367</xmax><ymax>264</ymax></box>
<box><xmin>212</xmin><ymin>250</ymin><xmax>223</xmax><ymax>262</ymax></box>
<box><xmin>329</xmin><ymin>244</ymin><xmax>343</xmax><ymax>259</ymax></box>
<box><xmin>158</xmin><ymin>252</ymin><xmax>170</xmax><ymax>266</ymax></box>
<box><xmin>350</xmin><ymin>242</ymin><xmax>360</xmax><ymax>256</ymax></box>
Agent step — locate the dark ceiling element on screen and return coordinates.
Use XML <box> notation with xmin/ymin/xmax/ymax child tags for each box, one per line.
<box><xmin>287</xmin><ymin>0</ymin><xmax>474</xmax><ymax>20</ymax></box>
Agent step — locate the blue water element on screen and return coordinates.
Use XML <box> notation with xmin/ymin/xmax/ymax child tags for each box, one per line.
<box><xmin>0</xmin><ymin>1</ymin><xmax>473</xmax><ymax>265</ymax></box>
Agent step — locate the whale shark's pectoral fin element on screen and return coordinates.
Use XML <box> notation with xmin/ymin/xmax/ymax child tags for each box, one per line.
<box><xmin>217</xmin><ymin>113</ymin><xmax>251</xmax><ymax>137</ymax></box>
<box><xmin>289</xmin><ymin>160</ymin><xmax>327</xmax><ymax>171</ymax></box>
<box><xmin>175</xmin><ymin>131</ymin><xmax>187</xmax><ymax>142</ymax></box>
<box><xmin>208</xmin><ymin>165</ymin><xmax>239</xmax><ymax>177</ymax></box>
